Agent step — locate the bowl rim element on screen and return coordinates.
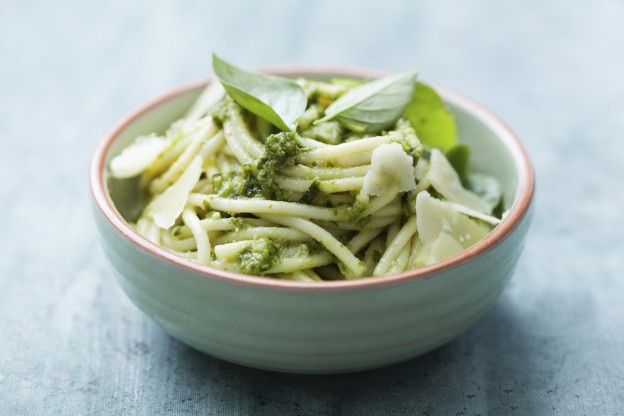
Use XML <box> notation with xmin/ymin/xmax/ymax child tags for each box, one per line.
<box><xmin>90</xmin><ymin>64</ymin><xmax>535</xmax><ymax>292</ymax></box>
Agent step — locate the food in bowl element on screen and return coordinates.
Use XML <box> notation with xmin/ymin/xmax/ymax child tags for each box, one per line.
<box><xmin>108</xmin><ymin>54</ymin><xmax>505</xmax><ymax>281</ymax></box>
<box><xmin>93</xmin><ymin>62</ymin><xmax>534</xmax><ymax>373</ymax></box>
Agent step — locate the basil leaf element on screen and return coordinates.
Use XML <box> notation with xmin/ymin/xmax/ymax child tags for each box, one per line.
<box><xmin>445</xmin><ymin>143</ymin><xmax>471</xmax><ymax>186</ymax></box>
<box><xmin>316</xmin><ymin>72</ymin><xmax>417</xmax><ymax>134</ymax></box>
<box><xmin>212</xmin><ymin>54</ymin><xmax>306</xmax><ymax>131</ymax></box>
<box><xmin>492</xmin><ymin>197</ymin><xmax>505</xmax><ymax>219</ymax></box>
<box><xmin>404</xmin><ymin>82</ymin><xmax>457</xmax><ymax>151</ymax></box>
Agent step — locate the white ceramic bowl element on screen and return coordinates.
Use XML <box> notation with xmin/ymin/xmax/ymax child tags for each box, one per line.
<box><xmin>90</xmin><ymin>66</ymin><xmax>535</xmax><ymax>373</ymax></box>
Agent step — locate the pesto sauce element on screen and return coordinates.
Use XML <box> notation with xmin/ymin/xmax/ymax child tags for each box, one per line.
<box><xmin>237</xmin><ymin>238</ymin><xmax>281</xmax><ymax>275</ymax></box>
<box><xmin>230</xmin><ymin>217</ymin><xmax>251</xmax><ymax>230</ymax></box>
<box><xmin>217</xmin><ymin>132</ymin><xmax>302</xmax><ymax>200</ymax></box>
<box><xmin>236</xmin><ymin>239</ymin><xmax>325</xmax><ymax>276</ymax></box>
<box><xmin>299</xmin><ymin>179</ymin><xmax>321</xmax><ymax>204</ymax></box>
<box><xmin>332</xmin><ymin>195</ymin><xmax>369</xmax><ymax>223</ymax></box>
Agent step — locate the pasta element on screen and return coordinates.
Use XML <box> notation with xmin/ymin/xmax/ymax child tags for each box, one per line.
<box><xmin>109</xmin><ymin>57</ymin><xmax>505</xmax><ymax>281</ymax></box>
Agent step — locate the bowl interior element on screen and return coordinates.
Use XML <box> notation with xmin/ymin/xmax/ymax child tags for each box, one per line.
<box><xmin>447</xmin><ymin>100</ymin><xmax>518</xmax><ymax>205</ymax></box>
<box><xmin>105</xmin><ymin>74</ymin><xmax>522</xmax><ymax>225</ymax></box>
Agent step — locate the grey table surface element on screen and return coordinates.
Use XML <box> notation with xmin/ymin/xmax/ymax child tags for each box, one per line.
<box><xmin>1</xmin><ymin>0</ymin><xmax>623</xmax><ymax>415</ymax></box>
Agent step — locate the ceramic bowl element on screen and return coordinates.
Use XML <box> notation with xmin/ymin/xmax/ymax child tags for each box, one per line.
<box><xmin>90</xmin><ymin>66</ymin><xmax>535</xmax><ymax>374</ymax></box>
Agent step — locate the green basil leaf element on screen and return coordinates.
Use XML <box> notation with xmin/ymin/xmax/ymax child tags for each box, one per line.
<box><xmin>212</xmin><ymin>54</ymin><xmax>306</xmax><ymax>131</ymax></box>
<box><xmin>316</xmin><ymin>72</ymin><xmax>417</xmax><ymax>134</ymax></box>
<box><xmin>404</xmin><ymin>82</ymin><xmax>457</xmax><ymax>150</ymax></box>
<box><xmin>492</xmin><ymin>197</ymin><xmax>505</xmax><ymax>219</ymax></box>
<box><xmin>445</xmin><ymin>143</ymin><xmax>471</xmax><ymax>186</ymax></box>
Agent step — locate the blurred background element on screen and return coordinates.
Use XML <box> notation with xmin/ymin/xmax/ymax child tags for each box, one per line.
<box><xmin>1</xmin><ymin>0</ymin><xmax>623</xmax><ymax>414</ymax></box>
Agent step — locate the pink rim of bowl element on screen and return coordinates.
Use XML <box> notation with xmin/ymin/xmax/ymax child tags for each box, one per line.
<box><xmin>90</xmin><ymin>65</ymin><xmax>535</xmax><ymax>292</ymax></box>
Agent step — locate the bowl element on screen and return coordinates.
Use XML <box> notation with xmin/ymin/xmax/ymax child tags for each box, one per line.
<box><xmin>90</xmin><ymin>65</ymin><xmax>535</xmax><ymax>374</ymax></box>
